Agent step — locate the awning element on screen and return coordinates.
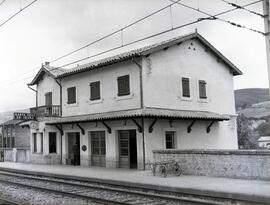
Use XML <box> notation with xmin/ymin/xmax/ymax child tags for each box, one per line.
<box><xmin>46</xmin><ymin>107</ymin><xmax>230</xmax><ymax>125</ymax></box>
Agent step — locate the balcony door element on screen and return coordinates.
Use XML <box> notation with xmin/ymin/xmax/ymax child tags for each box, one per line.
<box><xmin>45</xmin><ymin>92</ymin><xmax>52</xmax><ymax>116</ymax></box>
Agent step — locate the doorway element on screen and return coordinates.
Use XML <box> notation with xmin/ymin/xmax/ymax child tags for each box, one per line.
<box><xmin>118</xmin><ymin>130</ymin><xmax>137</xmax><ymax>169</ymax></box>
<box><xmin>67</xmin><ymin>132</ymin><xmax>80</xmax><ymax>166</ymax></box>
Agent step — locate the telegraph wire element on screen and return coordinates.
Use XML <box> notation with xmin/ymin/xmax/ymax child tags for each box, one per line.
<box><xmin>0</xmin><ymin>0</ymin><xmax>6</xmax><ymax>6</ymax></box>
<box><xmin>57</xmin><ymin>0</ymin><xmax>264</xmax><ymax>68</ymax></box>
<box><xmin>50</xmin><ymin>0</ymin><xmax>182</xmax><ymax>63</ymax></box>
<box><xmin>0</xmin><ymin>0</ymin><xmax>39</xmax><ymax>29</ymax></box>
<box><xmin>169</xmin><ymin>0</ymin><xmax>265</xmax><ymax>35</ymax></box>
<box><xmin>221</xmin><ymin>0</ymin><xmax>265</xmax><ymax>18</ymax></box>
<box><xmin>0</xmin><ymin>0</ymin><xmax>263</xmax><ymax>87</ymax></box>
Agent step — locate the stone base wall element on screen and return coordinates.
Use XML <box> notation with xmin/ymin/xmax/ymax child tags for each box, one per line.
<box><xmin>31</xmin><ymin>153</ymin><xmax>61</xmax><ymax>164</ymax></box>
<box><xmin>153</xmin><ymin>149</ymin><xmax>270</xmax><ymax>180</ymax></box>
<box><xmin>4</xmin><ymin>148</ymin><xmax>30</xmax><ymax>163</ymax></box>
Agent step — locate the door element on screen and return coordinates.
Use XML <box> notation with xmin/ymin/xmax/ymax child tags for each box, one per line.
<box><xmin>45</xmin><ymin>92</ymin><xmax>52</xmax><ymax>115</ymax></box>
<box><xmin>67</xmin><ymin>132</ymin><xmax>80</xmax><ymax>165</ymax></box>
<box><xmin>90</xmin><ymin>131</ymin><xmax>106</xmax><ymax>167</ymax></box>
<box><xmin>118</xmin><ymin>130</ymin><xmax>137</xmax><ymax>169</ymax></box>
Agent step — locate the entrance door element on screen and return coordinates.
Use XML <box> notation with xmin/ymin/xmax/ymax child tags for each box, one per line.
<box><xmin>67</xmin><ymin>132</ymin><xmax>80</xmax><ymax>166</ymax></box>
<box><xmin>90</xmin><ymin>131</ymin><xmax>106</xmax><ymax>167</ymax></box>
<box><xmin>119</xmin><ymin>130</ymin><xmax>137</xmax><ymax>169</ymax></box>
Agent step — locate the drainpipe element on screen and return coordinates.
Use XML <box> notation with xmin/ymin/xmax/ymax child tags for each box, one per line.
<box><xmin>27</xmin><ymin>84</ymin><xmax>38</xmax><ymax>107</ymax></box>
<box><xmin>132</xmin><ymin>57</ymin><xmax>146</xmax><ymax>170</ymax></box>
<box><xmin>55</xmin><ymin>79</ymin><xmax>63</xmax><ymax>164</ymax></box>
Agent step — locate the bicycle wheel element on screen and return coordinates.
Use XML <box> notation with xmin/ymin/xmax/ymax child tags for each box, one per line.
<box><xmin>159</xmin><ymin>165</ymin><xmax>167</xmax><ymax>178</ymax></box>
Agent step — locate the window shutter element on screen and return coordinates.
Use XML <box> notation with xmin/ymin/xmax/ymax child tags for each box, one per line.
<box><xmin>117</xmin><ymin>75</ymin><xmax>130</xmax><ymax>96</ymax></box>
<box><xmin>45</xmin><ymin>92</ymin><xmax>52</xmax><ymax>106</ymax></box>
<box><xmin>67</xmin><ymin>87</ymin><xmax>76</xmax><ymax>104</ymax></box>
<box><xmin>182</xmin><ymin>77</ymin><xmax>190</xmax><ymax>97</ymax></box>
<box><xmin>199</xmin><ymin>80</ymin><xmax>207</xmax><ymax>99</ymax></box>
<box><xmin>90</xmin><ymin>81</ymin><xmax>100</xmax><ymax>100</ymax></box>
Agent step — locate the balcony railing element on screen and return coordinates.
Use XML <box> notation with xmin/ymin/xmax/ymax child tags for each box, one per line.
<box><xmin>30</xmin><ymin>105</ymin><xmax>61</xmax><ymax>118</ymax></box>
<box><xmin>13</xmin><ymin>112</ymin><xmax>36</xmax><ymax>120</ymax></box>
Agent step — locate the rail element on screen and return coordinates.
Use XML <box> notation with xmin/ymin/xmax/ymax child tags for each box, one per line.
<box><xmin>30</xmin><ymin>105</ymin><xmax>61</xmax><ymax>118</ymax></box>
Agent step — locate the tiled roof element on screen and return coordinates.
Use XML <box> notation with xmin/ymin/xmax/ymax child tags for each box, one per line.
<box><xmin>28</xmin><ymin>64</ymin><xmax>66</xmax><ymax>85</ymax></box>
<box><xmin>56</xmin><ymin>32</ymin><xmax>242</xmax><ymax>78</ymax></box>
<box><xmin>46</xmin><ymin>107</ymin><xmax>229</xmax><ymax>125</ymax></box>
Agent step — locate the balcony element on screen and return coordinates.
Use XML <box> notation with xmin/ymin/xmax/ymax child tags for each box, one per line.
<box><xmin>30</xmin><ymin>105</ymin><xmax>61</xmax><ymax>118</ymax></box>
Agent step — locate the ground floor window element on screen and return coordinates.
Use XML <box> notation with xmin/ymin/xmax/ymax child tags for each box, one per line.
<box><xmin>165</xmin><ymin>131</ymin><xmax>175</xmax><ymax>149</ymax></box>
<box><xmin>33</xmin><ymin>133</ymin><xmax>37</xmax><ymax>153</ymax></box>
<box><xmin>11</xmin><ymin>137</ymin><xmax>15</xmax><ymax>148</ymax></box>
<box><xmin>49</xmin><ymin>132</ymin><xmax>57</xmax><ymax>153</ymax></box>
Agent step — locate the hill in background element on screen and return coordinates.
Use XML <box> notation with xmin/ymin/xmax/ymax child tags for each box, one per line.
<box><xmin>235</xmin><ymin>88</ymin><xmax>270</xmax><ymax>110</ymax></box>
<box><xmin>0</xmin><ymin>109</ymin><xmax>29</xmax><ymax>124</ymax></box>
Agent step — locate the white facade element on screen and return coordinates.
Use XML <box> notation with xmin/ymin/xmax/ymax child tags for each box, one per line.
<box><xmin>28</xmin><ymin>33</ymin><xmax>239</xmax><ymax>169</ymax></box>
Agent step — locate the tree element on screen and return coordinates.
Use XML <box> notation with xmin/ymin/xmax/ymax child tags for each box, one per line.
<box><xmin>237</xmin><ymin>114</ymin><xmax>259</xmax><ymax>149</ymax></box>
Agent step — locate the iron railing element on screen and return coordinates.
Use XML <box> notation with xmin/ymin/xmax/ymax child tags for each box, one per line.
<box><xmin>30</xmin><ymin>105</ymin><xmax>61</xmax><ymax>118</ymax></box>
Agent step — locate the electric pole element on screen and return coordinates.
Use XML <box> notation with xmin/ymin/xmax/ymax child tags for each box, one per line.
<box><xmin>263</xmin><ymin>0</ymin><xmax>270</xmax><ymax>91</ymax></box>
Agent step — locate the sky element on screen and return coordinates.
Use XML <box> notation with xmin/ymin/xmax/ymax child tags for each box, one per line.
<box><xmin>0</xmin><ymin>0</ymin><xmax>267</xmax><ymax>112</ymax></box>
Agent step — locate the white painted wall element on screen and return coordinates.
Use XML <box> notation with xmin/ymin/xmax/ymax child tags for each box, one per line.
<box><xmin>61</xmin><ymin>61</ymin><xmax>141</xmax><ymax>117</ymax></box>
<box><xmin>144</xmin><ymin>118</ymin><xmax>238</xmax><ymax>163</ymax></box>
<box><xmin>37</xmin><ymin>73</ymin><xmax>60</xmax><ymax>106</ymax></box>
<box><xmin>142</xmin><ymin>39</ymin><xmax>236</xmax><ymax>115</ymax></box>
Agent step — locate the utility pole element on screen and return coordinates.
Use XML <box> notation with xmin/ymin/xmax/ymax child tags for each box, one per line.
<box><xmin>263</xmin><ymin>0</ymin><xmax>270</xmax><ymax>91</ymax></box>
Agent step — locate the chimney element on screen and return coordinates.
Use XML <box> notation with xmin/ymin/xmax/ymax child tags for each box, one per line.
<box><xmin>45</xmin><ymin>61</ymin><xmax>50</xmax><ymax>66</ymax></box>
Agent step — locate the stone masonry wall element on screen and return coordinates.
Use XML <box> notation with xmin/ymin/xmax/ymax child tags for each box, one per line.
<box><xmin>153</xmin><ymin>149</ymin><xmax>270</xmax><ymax>180</ymax></box>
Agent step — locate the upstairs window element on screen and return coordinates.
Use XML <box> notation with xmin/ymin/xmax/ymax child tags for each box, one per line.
<box><xmin>199</xmin><ymin>80</ymin><xmax>207</xmax><ymax>99</ymax></box>
<box><xmin>90</xmin><ymin>81</ymin><xmax>101</xmax><ymax>101</ymax></box>
<box><xmin>182</xmin><ymin>77</ymin><xmax>190</xmax><ymax>98</ymax></box>
<box><xmin>165</xmin><ymin>131</ymin><xmax>175</xmax><ymax>149</ymax></box>
<box><xmin>49</xmin><ymin>132</ymin><xmax>57</xmax><ymax>153</ymax></box>
<box><xmin>117</xmin><ymin>75</ymin><xmax>130</xmax><ymax>96</ymax></box>
<box><xmin>67</xmin><ymin>87</ymin><xmax>76</xmax><ymax>104</ymax></box>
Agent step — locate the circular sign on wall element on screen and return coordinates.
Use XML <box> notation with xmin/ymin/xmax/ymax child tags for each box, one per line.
<box><xmin>82</xmin><ymin>145</ymin><xmax>87</xmax><ymax>152</ymax></box>
<box><xmin>30</xmin><ymin>121</ymin><xmax>39</xmax><ymax>130</ymax></box>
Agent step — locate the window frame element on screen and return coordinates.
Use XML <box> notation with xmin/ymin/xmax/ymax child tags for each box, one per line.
<box><xmin>181</xmin><ymin>77</ymin><xmax>191</xmax><ymax>98</ymax></box>
<box><xmin>90</xmin><ymin>81</ymin><xmax>101</xmax><ymax>101</ymax></box>
<box><xmin>198</xmin><ymin>80</ymin><xmax>207</xmax><ymax>99</ymax></box>
<box><xmin>117</xmin><ymin>75</ymin><xmax>130</xmax><ymax>97</ymax></box>
<box><xmin>165</xmin><ymin>131</ymin><xmax>176</xmax><ymax>149</ymax></box>
<box><xmin>67</xmin><ymin>86</ymin><xmax>76</xmax><ymax>104</ymax></box>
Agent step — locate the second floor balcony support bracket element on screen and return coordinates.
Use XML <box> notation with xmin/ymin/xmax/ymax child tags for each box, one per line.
<box><xmin>55</xmin><ymin>125</ymin><xmax>63</xmax><ymax>136</ymax></box>
<box><xmin>76</xmin><ymin>123</ymin><xmax>85</xmax><ymax>135</ymax></box>
<box><xmin>131</xmin><ymin>119</ymin><xmax>142</xmax><ymax>133</ymax></box>
<box><xmin>101</xmin><ymin>121</ymin><xmax>111</xmax><ymax>134</ymax></box>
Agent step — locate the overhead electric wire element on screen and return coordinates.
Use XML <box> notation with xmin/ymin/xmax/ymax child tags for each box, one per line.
<box><xmin>0</xmin><ymin>0</ymin><xmax>263</xmax><ymax>88</ymax></box>
<box><xmin>0</xmin><ymin>0</ymin><xmax>39</xmax><ymax>29</ymax></box>
<box><xmin>50</xmin><ymin>0</ymin><xmax>182</xmax><ymax>63</ymax></box>
<box><xmin>57</xmin><ymin>0</ymin><xmax>264</xmax><ymax>68</ymax></box>
<box><xmin>0</xmin><ymin>0</ymin><xmax>6</xmax><ymax>6</ymax></box>
<box><xmin>221</xmin><ymin>0</ymin><xmax>265</xmax><ymax>18</ymax></box>
<box><xmin>169</xmin><ymin>0</ymin><xmax>265</xmax><ymax>35</ymax></box>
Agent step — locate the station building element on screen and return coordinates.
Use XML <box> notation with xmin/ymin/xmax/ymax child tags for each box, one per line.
<box><xmin>23</xmin><ymin>32</ymin><xmax>241</xmax><ymax>169</ymax></box>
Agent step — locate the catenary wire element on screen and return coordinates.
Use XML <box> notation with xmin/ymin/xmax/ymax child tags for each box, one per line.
<box><xmin>221</xmin><ymin>0</ymin><xmax>265</xmax><ymax>18</ymax></box>
<box><xmin>0</xmin><ymin>0</ymin><xmax>263</xmax><ymax>87</ymax></box>
<box><xmin>0</xmin><ymin>0</ymin><xmax>39</xmax><ymax>29</ymax></box>
<box><xmin>169</xmin><ymin>0</ymin><xmax>265</xmax><ymax>35</ymax></box>
<box><xmin>49</xmin><ymin>0</ymin><xmax>182</xmax><ymax>63</ymax></box>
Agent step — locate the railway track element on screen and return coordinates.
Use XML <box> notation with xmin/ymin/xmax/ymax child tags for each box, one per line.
<box><xmin>0</xmin><ymin>197</ymin><xmax>20</xmax><ymax>205</ymax></box>
<box><xmin>0</xmin><ymin>170</ymin><xmax>223</xmax><ymax>205</ymax></box>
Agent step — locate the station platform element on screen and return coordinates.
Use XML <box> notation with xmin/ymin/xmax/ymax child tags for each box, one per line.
<box><xmin>0</xmin><ymin>162</ymin><xmax>269</xmax><ymax>204</ymax></box>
